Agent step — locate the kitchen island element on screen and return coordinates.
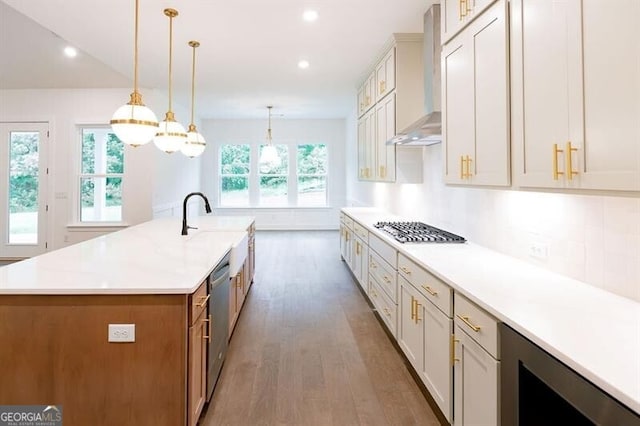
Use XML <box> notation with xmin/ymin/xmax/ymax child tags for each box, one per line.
<box><xmin>0</xmin><ymin>215</ymin><xmax>254</xmax><ymax>426</ymax></box>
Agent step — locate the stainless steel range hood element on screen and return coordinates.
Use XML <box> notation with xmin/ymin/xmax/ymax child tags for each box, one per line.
<box><xmin>388</xmin><ymin>4</ymin><xmax>442</xmax><ymax>146</ymax></box>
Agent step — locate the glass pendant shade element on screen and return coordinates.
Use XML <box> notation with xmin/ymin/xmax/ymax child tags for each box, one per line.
<box><xmin>110</xmin><ymin>0</ymin><xmax>158</xmax><ymax>146</ymax></box>
<box><xmin>260</xmin><ymin>144</ymin><xmax>280</xmax><ymax>165</ymax></box>
<box><xmin>111</xmin><ymin>95</ymin><xmax>159</xmax><ymax>147</ymax></box>
<box><xmin>154</xmin><ymin>112</ymin><xmax>187</xmax><ymax>153</ymax></box>
<box><xmin>182</xmin><ymin>124</ymin><xmax>206</xmax><ymax>158</ymax></box>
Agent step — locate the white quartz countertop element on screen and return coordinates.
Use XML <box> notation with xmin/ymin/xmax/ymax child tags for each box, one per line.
<box><xmin>342</xmin><ymin>207</ymin><xmax>640</xmax><ymax>415</ymax></box>
<box><xmin>0</xmin><ymin>216</ymin><xmax>254</xmax><ymax>295</ymax></box>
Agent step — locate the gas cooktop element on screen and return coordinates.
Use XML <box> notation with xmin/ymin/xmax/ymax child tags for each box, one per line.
<box><xmin>374</xmin><ymin>221</ymin><xmax>466</xmax><ymax>244</ymax></box>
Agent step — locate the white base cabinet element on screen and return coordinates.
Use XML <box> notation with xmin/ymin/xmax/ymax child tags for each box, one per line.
<box><xmin>453</xmin><ymin>326</ymin><xmax>500</xmax><ymax>426</ymax></box>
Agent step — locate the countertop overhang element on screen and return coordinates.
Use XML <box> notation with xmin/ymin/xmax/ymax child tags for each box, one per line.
<box><xmin>0</xmin><ymin>216</ymin><xmax>255</xmax><ymax>295</ymax></box>
<box><xmin>342</xmin><ymin>207</ymin><xmax>640</xmax><ymax>416</ymax></box>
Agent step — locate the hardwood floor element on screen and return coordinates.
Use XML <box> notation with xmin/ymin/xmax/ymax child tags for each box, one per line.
<box><xmin>201</xmin><ymin>230</ymin><xmax>441</xmax><ymax>426</ymax></box>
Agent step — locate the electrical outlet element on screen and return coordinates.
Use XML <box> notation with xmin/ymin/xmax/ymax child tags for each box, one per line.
<box><xmin>529</xmin><ymin>242</ymin><xmax>549</xmax><ymax>260</ymax></box>
<box><xmin>108</xmin><ymin>324</ymin><xmax>135</xmax><ymax>343</ymax></box>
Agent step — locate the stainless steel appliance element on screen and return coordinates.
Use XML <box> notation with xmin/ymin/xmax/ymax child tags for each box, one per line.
<box><xmin>500</xmin><ymin>323</ymin><xmax>640</xmax><ymax>425</ymax></box>
<box><xmin>206</xmin><ymin>252</ymin><xmax>230</xmax><ymax>401</ymax></box>
<box><xmin>374</xmin><ymin>221</ymin><xmax>466</xmax><ymax>243</ymax></box>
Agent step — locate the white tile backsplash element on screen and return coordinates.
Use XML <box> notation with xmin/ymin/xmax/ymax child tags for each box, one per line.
<box><xmin>348</xmin><ymin>145</ymin><xmax>640</xmax><ymax>302</ymax></box>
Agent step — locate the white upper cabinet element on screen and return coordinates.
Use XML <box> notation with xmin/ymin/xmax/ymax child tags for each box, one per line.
<box><xmin>441</xmin><ymin>0</ymin><xmax>499</xmax><ymax>44</ymax></box>
<box><xmin>512</xmin><ymin>0</ymin><xmax>640</xmax><ymax>191</ymax></box>
<box><xmin>375</xmin><ymin>47</ymin><xmax>396</xmax><ymax>101</ymax></box>
<box><xmin>442</xmin><ymin>0</ymin><xmax>510</xmax><ymax>186</ymax></box>
<box><xmin>375</xmin><ymin>93</ymin><xmax>396</xmax><ymax>181</ymax></box>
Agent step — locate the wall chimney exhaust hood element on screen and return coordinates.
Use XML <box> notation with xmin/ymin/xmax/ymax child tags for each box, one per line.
<box><xmin>388</xmin><ymin>3</ymin><xmax>442</xmax><ymax>146</ymax></box>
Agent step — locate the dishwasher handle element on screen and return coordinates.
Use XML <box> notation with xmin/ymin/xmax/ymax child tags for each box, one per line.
<box><xmin>210</xmin><ymin>263</ymin><xmax>230</xmax><ymax>289</ymax></box>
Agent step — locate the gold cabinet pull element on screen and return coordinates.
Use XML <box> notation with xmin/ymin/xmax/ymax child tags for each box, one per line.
<box><xmin>345</xmin><ymin>231</ymin><xmax>349</xmax><ymax>242</ymax></box>
<box><xmin>356</xmin><ymin>241</ymin><xmax>361</xmax><ymax>255</ymax></box>
<box><xmin>460</xmin><ymin>155</ymin><xmax>466</xmax><ymax>179</ymax></box>
<box><xmin>466</xmin><ymin>155</ymin><xmax>472</xmax><ymax>178</ymax></box>
<box><xmin>422</xmin><ymin>285</ymin><xmax>438</xmax><ymax>296</ymax></box>
<box><xmin>451</xmin><ymin>334</ymin><xmax>460</xmax><ymax>364</ymax></box>
<box><xmin>566</xmin><ymin>141</ymin><xmax>578</xmax><ymax>180</ymax></box>
<box><xmin>414</xmin><ymin>301</ymin><xmax>422</xmax><ymax>323</ymax></box>
<box><xmin>379</xmin><ymin>166</ymin><xmax>386</xmax><ymax>178</ymax></box>
<box><xmin>400</xmin><ymin>266</ymin><xmax>412</xmax><ymax>275</ymax></box>
<box><xmin>196</xmin><ymin>294</ymin><xmax>210</xmax><ymax>308</ymax></box>
<box><xmin>370</xmin><ymin>261</ymin><xmax>377</xmax><ymax>269</ymax></box>
<box><xmin>372</xmin><ymin>289</ymin><xmax>378</xmax><ymax>298</ymax></box>
<box><xmin>383</xmin><ymin>275</ymin><xmax>391</xmax><ymax>284</ymax></box>
<box><xmin>466</xmin><ymin>0</ymin><xmax>473</xmax><ymax>13</ymax></box>
<box><xmin>383</xmin><ymin>307</ymin><xmax>391</xmax><ymax>317</ymax></box>
<box><xmin>456</xmin><ymin>314</ymin><xmax>481</xmax><ymax>332</ymax></box>
<box><xmin>410</xmin><ymin>296</ymin><xmax>416</xmax><ymax>320</ymax></box>
<box><xmin>459</xmin><ymin>0</ymin><xmax>467</xmax><ymax>19</ymax></box>
<box><xmin>203</xmin><ymin>315</ymin><xmax>211</xmax><ymax>341</ymax></box>
<box><xmin>553</xmin><ymin>143</ymin><xmax>564</xmax><ymax>180</ymax></box>
<box><xmin>379</xmin><ymin>80</ymin><xmax>386</xmax><ymax>94</ymax></box>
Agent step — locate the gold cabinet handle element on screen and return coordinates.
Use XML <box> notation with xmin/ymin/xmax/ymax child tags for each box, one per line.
<box><xmin>379</xmin><ymin>165</ymin><xmax>386</xmax><ymax>178</ymax></box>
<box><xmin>553</xmin><ymin>143</ymin><xmax>564</xmax><ymax>180</ymax></box>
<box><xmin>422</xmin><ymin>285</ymin><xmax>438</xmax><ymax>296</ymax></box>
<box><xmin>379</xmin><ymin>80</ymin><xmax>386</xmax><ymax>94</ymax></box>
<box><xmin>370</xmin><ymin>262</ymin><xmax>377</xmax><ymax>269</ymax></box>
<box><xmin>566</xmin><ymin>141</ymin><xmax>578</xmax><ymax>180</ymax></box>
<box><xmin>383</xmin><ymin>307</ymin><xmax>391</xmax><ymax>317</ymax></box>
<box><xmin>466</xmin><ymin>0</ymin><xmax>473</xmax><ymax>13</ymax></box>
<box><xmin>410</xmin><ymin>296</ymin><xmax>416</xmax><ymax>320</ymax></box>
<box><xmin>400</xmin><ymin>266</ymin><xmax>412</xmax><ymax>275</ymax></box>
<box><xmin>460</xmin><ymin>0</ymin><xmax>468</xmax><ymax>18</ymax></box>
<box><xmin>372</xmin><ymin>289</ymin><xmax>378</xmax><ymax>298</ymax></box>
<box><xmin>451</xmin><ymin>334</ymin><xmax>460</xmax><ymax>364</ymax></box>
<box><xmin>460</xmin><ymin>155</ymin><xmax>467</xmax><ymax>179</ymax></box>
<box><xmin>456</xmin><ymin>314</ymin><xmax>481</xmax><ymax>332</ymax></box>
<box><xmin>345</xmin><ymin>231</ymin><xmax>349</xmax><ymax>242</ymax></box>
<box><xmin>383</xmin><ymin>275</ymin><xmax>391</xmax><ymax>284</ymax></box>
<box><xmin>466</xmin><ymin>155</ymin><xmax>472</xmax><ymax>178</ymax></box>
<box><xmin>356</xmin><ymin>241</ymin><xmax>361</xmax><ymax>255</ymax></box>
<box><xmin>414</xmin><ymin>301</ymin><xmax>422</xmax><ymax>323</ymax></box>
<box><xmin>203</xmin><ymin>315</ymin><xmax>212</xmax><ymax>341</ymax></box>
<box><xmin>196</xmin><ymin>294</ymin><xmax>210</xmax><ymax>308</ymax></box>
<box><xmin>365</xmin><ymin>95</ymin><xmax>370</xmax><ymax>107</ymax></box>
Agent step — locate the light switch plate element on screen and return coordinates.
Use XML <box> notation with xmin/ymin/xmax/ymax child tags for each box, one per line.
<box><xmin>108</xmin><ymin>324</ymin><xmax>135</xmax><ymax>342</ymax></box>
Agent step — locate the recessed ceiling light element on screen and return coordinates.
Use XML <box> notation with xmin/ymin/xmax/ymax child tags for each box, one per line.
<box><xmin>298</xmin><ymin>60</ymin><xmax>310</xmax><ymax>69</ymax></box>
<box><xmin>303</xmin><ymin>10</ymin><xmax>318</xmax><ymax>22</ymax></box>
<box><xmin>64</xmin><ymin>46</ymin><xmax>77</xmax><ymax>58</ymax></box>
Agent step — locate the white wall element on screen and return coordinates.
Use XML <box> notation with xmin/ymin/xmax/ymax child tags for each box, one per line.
<box><xmin>346</xmin><ymin>115</ymin><xmax>640</xmax><ymax>303</ymax></box>
<box><xmin>0</xmin><ymin>88</ymin><xmax>200</xmax><ymax>249</ymax></box>
<box><xmin>200</xmin><ymin>118</ymin><xmax>346</xmax><ymax>230</ymax></box>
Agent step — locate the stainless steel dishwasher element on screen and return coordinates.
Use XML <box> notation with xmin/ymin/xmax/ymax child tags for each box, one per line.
<box><xmin>207</xmin><ymin>251</ymin><xmax>230</xmax><ymax>401</ymax></box>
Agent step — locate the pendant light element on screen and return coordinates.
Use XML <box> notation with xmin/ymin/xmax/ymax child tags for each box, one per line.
<box><xmin>110</xmin><ymin>0</ymin><xmax>159</xmax><ymax>147</ymax></box>
<box><xmin>181</xmin><ymin>40</ymin><xmax>206</xmax><ymax>158</ymax></box>
<box><xmin>259</xmin><ymin>106</ymin><xmax>280</xmax><ymax>166</ymax></box>
<box><xmin>154</xmin><ymin>8</ymin><xmax>187</xmax><ymax>153</ymax></box>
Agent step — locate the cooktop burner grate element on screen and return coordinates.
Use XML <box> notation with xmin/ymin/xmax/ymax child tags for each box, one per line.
<box><xmin>374</xmin><ymin>221</ymin><xmax>466</xmax><ymax>243</ymax></box>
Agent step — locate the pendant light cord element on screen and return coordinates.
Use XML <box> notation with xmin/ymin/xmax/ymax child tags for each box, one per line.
<box><xmin>133</xmin><ymin>0</ymin><xmax>139</xmax><ymax>94</ymax></box>
<box><xmin>190</xmin><ymin>43</ymin><xmax>196</xmax><ymax>125</ymax></box>
<box><xmin>168</xmin><ymin>14</ymin><xmax>173</xmax><ymax>112</ymax></box>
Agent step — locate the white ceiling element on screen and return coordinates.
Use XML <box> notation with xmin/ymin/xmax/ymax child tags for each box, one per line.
<box><xmin>1</xmin><ymin>0</ymin><xmax>433</xmax><ymax>119</ymax></box>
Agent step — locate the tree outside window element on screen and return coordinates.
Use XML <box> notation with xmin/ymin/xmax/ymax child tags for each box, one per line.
<box><xmin>297</xmin><ymin>144</ymin><xmax>327</xmax><ymax>206</ymax></box>
<box><xmin>80</xmin><ymin>127</ymin><xmax>124</xmax><ymax>222</ymax></box>
<box><xmin>220</xmin><ymin>144</ymin><xmax>250</xmax><ymax>206</ymax></box>
<box><xmin>259</xmin><ymin>145</ymin><xmax>288</xmax><ymax>206</ymax></box>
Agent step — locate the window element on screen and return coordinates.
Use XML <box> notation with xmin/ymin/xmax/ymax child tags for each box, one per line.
<box><xmin>259</xmin><ymin>145</ymin><xmax>288</xmax><ymax>206</ymax></box>
<box><xmin>218</xmin><ymin>142</ymin><xmax>329</xmax><ymax>207</ymax></box>
<box><xmin>297</xmin><ymin>144</ymin><xmax>327</xmax><ymax>206</ymax></box>
<box><xmin>220</xmin><ymin>144</ymin><xmax>250</xmax><ymax>206</ymax></box>
<box><xmin>79</xmin><ymin>127</ymin><xmax>124</xmax><ymax>222</ymax></box>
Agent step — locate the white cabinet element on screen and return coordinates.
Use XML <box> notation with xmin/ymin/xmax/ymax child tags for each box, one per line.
<box><xmin>441</xmin><ymin>0</ymin><xmax>499</xmax><ymax>44</ymax></box>
<box><xmin>375</xmin><ymin>93</ymin><xmax>396</xmax><ymax>181</ymax></box>
<box><xmin>511</xmin><ymin>0</ymin><xmax>640</xmax><ymax>191</ymax></box>
<box><xmin>442</xmin><ymin>0</ymin><xmax>510</xmax><ymax>186</ymax></box>
<box><xmin>357</xmin><ymin>34</ymin><xmax>424</xmax><ymax>183</ymax></box>
<box><xmin>398</xmin><ymin>254</ymin><xmax>453</xmax><ymax>422</ymax></box>
<box><xmin>375</xmin><ymin>47</ymin><xmax>396</xmax><ymax>101</ymax></box>
<box><xmin>358</xmin><ymin>71</ymin><xmax>377</xmax><ymax>118</ymax></box>
<box><xmin>353</xmin><ymin>236</ymin><xmax>368</xmax><ymax>291</ymax></box>
<box><xmin>453</xmin><ymin>293</ymin><xmax>500</xmax><ymax>426</ymax></box>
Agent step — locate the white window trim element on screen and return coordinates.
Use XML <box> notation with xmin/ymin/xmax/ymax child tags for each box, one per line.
<box><xmin>69</xmin><ymin>125</ymin><xmax>128</xmax><ymax>227</ymax></box>
<box><xmin>219</xmin><ymin>141</ymin><xmax>328</xmax><ymax>208</ymax></box>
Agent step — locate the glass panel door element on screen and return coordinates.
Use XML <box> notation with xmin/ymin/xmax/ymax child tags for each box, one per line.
<box><xmin>0</xmin><ymin>122</ymin><xmax>48</xmax><ymax>259</ymax></box>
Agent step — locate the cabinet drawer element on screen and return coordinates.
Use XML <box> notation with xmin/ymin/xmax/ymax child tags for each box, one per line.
<box><xmin>454</xmin><ymin>293</ymin><xmax>499</xmax><ymax>359</ymax></box>
<box><xmin>369</xmin><ymin>233</ymin><xmax>397</xmax><ymax>269</ymax></box>
<box><xmin>353</xmin><ymin>221</ymin><xmax>369</xmax><ymax>241</ymax></box>
<box><xmin>398</xmin><ymin>254</ymin><xmax>452</xmax><ymax>317</ymax></box>
<box><xmin>189</xmin><ymin>281</ymin><xmax>208</xmax><ymax>325</ymax></box>
<box><xmin>369</xmin><ymin>276</ymin><xmax>397</xmax><ymax>338</ymax></box>
<box><xmin>369</xmin><ymin>251</ymin><xmax>397</xmax><ymax>302</ymax></box>
<box><xmin>343</xmin><ymin>215</ymin><xmax>354</xmax><ymax>230</ymax></box>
